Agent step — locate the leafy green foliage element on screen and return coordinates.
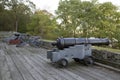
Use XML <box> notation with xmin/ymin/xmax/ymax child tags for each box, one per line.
<box><xmin>27</xmin><ymin>10</ymin><xmax>58</xmax><ymax>39</ymax></box>
<box><xmin>0</xmin><ymin>0</ymin><xmax>35</xmax><ymax>32</ymax></box>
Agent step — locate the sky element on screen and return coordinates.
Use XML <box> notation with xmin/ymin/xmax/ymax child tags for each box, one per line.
<box><xmin>30</xmin><ymin>0</ymin><xmax>120</xmax><ymax>14</ymax></box>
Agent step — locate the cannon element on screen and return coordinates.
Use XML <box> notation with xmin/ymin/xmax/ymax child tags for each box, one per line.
<box><xmin>47</xmin><ymin>38</ymin><xmax>110</xmax><ymax>67</ymax></box>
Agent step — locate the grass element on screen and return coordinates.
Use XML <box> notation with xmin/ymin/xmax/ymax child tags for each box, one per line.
<box><xmin>42</xmin><ymin>39</ymin><xmax>55</xmax><ymax>42</ymax></box>
<box><xmin>93</xmin><ymin>46</ymin><xmax>120</xmax><ymax>53</ymax></box>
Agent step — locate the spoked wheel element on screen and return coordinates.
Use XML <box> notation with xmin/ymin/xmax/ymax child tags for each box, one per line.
<box><xmin>73</xmin><ymin>58</ymin><xmax>80</xmax><ymax>62</ymax></box>
<box><xmin>84</xmin><ymin>57</ymin><xmax>94</xmax><ymax>66</ymax></box>
<box><xmin>58</xmin><ymin>59</ymin><xmax>68</xmax><ymax>68</ymax></box>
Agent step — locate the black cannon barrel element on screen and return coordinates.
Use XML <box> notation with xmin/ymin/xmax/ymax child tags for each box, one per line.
<box><xmin>52</xmin><ymin>38</ymin><xmax>111</xmax><ymax>49</ymax></box>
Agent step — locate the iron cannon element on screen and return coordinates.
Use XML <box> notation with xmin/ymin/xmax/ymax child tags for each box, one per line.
<box><xmin>52</xmin><ymin>38</ymin><xmax>110</xmax><ymax>50</ymax></box>
<box><xmin>47</xmin><ymin>37</ymin><xmax>111</xmax><ymax>67</ymax></box>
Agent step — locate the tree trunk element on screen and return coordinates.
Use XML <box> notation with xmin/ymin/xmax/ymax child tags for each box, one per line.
<box><xmin>15</xmin><ymin>20</ymin><xmax>18</xmax><ymax>32</ymax></box>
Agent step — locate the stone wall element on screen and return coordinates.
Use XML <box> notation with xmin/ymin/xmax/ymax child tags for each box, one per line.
<box><xmin>41</xmin><ymin>40</ymin><xmax>120</xmax><ymax>69</ymax></box>
<box><xmin>40</xmin><ymin>40</ymin><xmax>55</xmax><ymax>49</ymax></box>
<box><xmin>92</xmin><ymin>49</ymin><xmax>120</xmax><ymax>68</ymax></box>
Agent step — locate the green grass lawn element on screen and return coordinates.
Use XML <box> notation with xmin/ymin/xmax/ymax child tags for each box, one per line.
<box><xmin>42</xmin><ymin>39</ymin><xmax>55</xmax><ymax>42</ymax></box>
<box><xmin>93</xmin><ymin>46</ymin><xmax>120</xmax><ymax>53</ymax></box>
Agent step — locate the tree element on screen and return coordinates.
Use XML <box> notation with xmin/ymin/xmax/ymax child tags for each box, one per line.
<box><xmin>56</xmin><ymin>0</ymin><xmax>99</xmax><ymax>37</ymax></box>
<box><xmin>0</xmin><ymin>0</ymin><xmax>13</xmax><ymax>31</ymax></box>
<box><xmin>56</xmin><ymin>0</ymin><xmax>80</xmax><ymax>37</ymax></box>
<box><xmin>27</xmin><ymin>10</ymin><xmax>58</xmax><ymax>39</ymax></box>
<box><xmin>9</xmin><ymin>0</ymin><xmax>35</xmax><ymax>32</ymax></box>
<box><xmin>56</xmin><ymin>0</ymin><xmax>120</xmax><ymax>38</ymax></box>
<box><xmin>0</xmin><ymin>0</ymin><xmax>35</xmax><ymax>32</ymax></box>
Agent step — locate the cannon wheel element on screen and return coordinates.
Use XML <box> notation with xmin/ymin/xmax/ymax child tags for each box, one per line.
<box><xmin>58</xmin><ymin>59</ymin><xmax>68</xmax><ymax>67</ymax></box>
<box><xmin>73</xmin><ymin>58</ymin><xmax>80</xmax><ymax>62</ymax></box>
<box><xmin>84</xmin><ymin>57</ymin><xmax>94</xmax><ymax>66</ymax></box>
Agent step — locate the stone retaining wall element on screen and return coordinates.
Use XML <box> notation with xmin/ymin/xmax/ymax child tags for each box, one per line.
<box><xmin>41</xmin><ymin>41</ymin><xmax>120</xmax><ymax>69</ymax></box>
<box><xmin>40</xmin><ymin>40</ymin><xmax>55</xmax><ymax>49</ymax></box>
<box><xmin>92</xmin><ymin>49</ymin><xmax>120</xmax><ymax>68</ymax></box>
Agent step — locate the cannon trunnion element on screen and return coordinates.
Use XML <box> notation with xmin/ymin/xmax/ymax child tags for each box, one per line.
<box><xmin>47</xmin><ymin>38</ymin><xmax>110</xmax><ymax>67</ymax></box>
